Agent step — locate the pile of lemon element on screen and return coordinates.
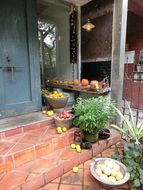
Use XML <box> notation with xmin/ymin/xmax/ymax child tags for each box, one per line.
<box><xmin>56</xmin><ymin>126</ymin><xmax>67</xmax><ymax>134</ymax></box>
<box><xmin>42</xmin><ymin>110</ymin><xmax>54</xmax><ymax>117</ymax></box>
<box><xmin>49</xmin><ymin>91</ymin><xmax>64</xmax><ymax>99</ymax></box>
<box><xmin>71</xmin><ymin>143</ymin><xmax>82</xmax><ymax>153</ymax></box>
<box><xmin>95</xmin><ymin>160</ymin><xmax>123</xmax><ymax>182</ymax></box>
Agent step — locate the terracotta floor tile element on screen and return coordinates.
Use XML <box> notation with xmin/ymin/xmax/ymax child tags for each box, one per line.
<box><xmin>18</xmin><ymin>134</ymin><xmax>41</xmax><ymax>144</ymax></box>
<box><xmin>59</xmin><ymin>184</ymin><xmax>82</xmax><ymax>190</ymax></box>
<box><xmin>78</xmin><ymin>163</ymin><xmax>84</xmax><ymax>169</ymax></box>
<box><xmin>84</xmin><ymin>160</ymin><xmax>91</xmax><ymax>169</ymax></box>
<box><xmin>83</xmin><ymin>185</ymin><xmax>106</xmax><ymax>190</ymax></box>
<box><xmin>27</xmin><ymin>127</ymin><xmax>48</xmax><ymax>137</ymax></box>
<box><xmin>51</xmin><ymin>177</ymin><xmax>61</xmax><ymax>183</ymax></box>
<box><xmin>44</xmin><ymin>127</ymin><xmax>57</xmax><ymax>136</ymax></box>
<box><xmin>14</xmin><ymin>147</ymin><xmax>35</xmax><ymax>167</ymax></box>
<box><xmin>35</xmin><ymin>141</ymin><xmax>52</xmax><ymax>157</ymax></box>
<box><xmin>6</xmin><ymin>133</ymin><xmax>24</xmax><ymax>143</ymax></box>
<box><xmin>60</xmin><ymin>148</ymin><xmax>77</xmax><ymax>160</ymax></box>
<box><xmin>53</xmin><ymin>135</ymin><xmax>68</xmax><ymax>150</ymax></box>
<box><xmin>61</xmin><ymin>169</ymin><xmax>83</xmax><ymax>185</ymax></box>
<box><xmin>101</xmin><ymin>148</ymin><xmax>117</xmax><ymax>157</ymax></box>
<box><xmin>39</xmin><ymin>182</ymin><xmax>59</xmax><ymax>190</ymax></box>
<box><xmin>15</xmin><ymin>159</ymin><xmax>38</xmax><ymax>173</ymax></box>
<box><xmin>0</xmin><ymin>141</ymin><xmax>15</xmax><ymax>155</ymax></box>
<box><xmin>7</xmin><ymin>142</ymin><xmax>33</xmax><ymax>154</ymax></box>
<box><xmin>0</xmin><ymin>170</ymin><xmax>28</xmax><ymax>190</ymax></box>
<box><xmin>83</xmin><ymin>169</ymin><xmax>107</xmax><ymax>190</ymax></box>
<box><xmin>30</xmin><ymin>158</ymin><xmax>57</xmax><ymax>174</ymax></box>
<box><xmin>22</xmin><ymin>174</ymin><xmax>45</xmax><ymax>190</ymax></box>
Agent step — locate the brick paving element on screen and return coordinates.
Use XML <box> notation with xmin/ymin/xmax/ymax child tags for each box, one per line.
<box><xmin>39</xmin><ymin>141</ymin><xmax>130</xmax><ymax>190</ymax></box>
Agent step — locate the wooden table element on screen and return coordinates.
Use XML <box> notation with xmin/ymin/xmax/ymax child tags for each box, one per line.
<box><xmin>46</xmin><ymin>82</ymin><xmax>111</xmax><ymax>99</ymax></box>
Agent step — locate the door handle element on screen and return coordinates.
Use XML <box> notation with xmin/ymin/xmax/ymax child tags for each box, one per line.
<box><xmin>0</xmin><ymin>66</ymin><xmax>23</xmax><ymax>81</ymax></box>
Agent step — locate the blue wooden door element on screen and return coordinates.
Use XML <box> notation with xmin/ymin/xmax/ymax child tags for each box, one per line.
<box><xmin>0</xmin><ymin>0</ymin><xmax>41</xmax><ymax>118</ymax></box>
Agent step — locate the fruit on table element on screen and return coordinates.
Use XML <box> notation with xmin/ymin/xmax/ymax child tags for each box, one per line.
<box><xmin>73</xmin><ymin>79</ymin><xmax>80</xmax><ymax>85</ymax></box>
<box><xmin>95</xmin><ymin>160</ymin><xmax>123</xmax><ymax>182</ymax></box>
<box><xmin>81</xmin><ymin>79</ymin><xmax>89</xmax><ymax>86</ymax></box>
<box><xmin>90</xmin><ymin>80</ymin><xmax>99</xmax><ymax>89</ymax></box>
<box><xmin>72</xmin><ymin>166</ymin><xmax>79</xmax><ymax>173</ymax></box>
<box><xmin>49</xmin><ymin>91</ymin><xmax>64</xmax><ymax>98</ymax></box>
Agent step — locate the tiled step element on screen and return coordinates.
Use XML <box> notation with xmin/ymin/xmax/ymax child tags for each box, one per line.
<box><xmin>0</xmin><ymin>128</ymin><xmax>121</xmax><ymax>190</ymax></box>
<box><xmin>0</xmin><ymin>118</ymin><xmax>76</xmax><ymax>174</ymax></box>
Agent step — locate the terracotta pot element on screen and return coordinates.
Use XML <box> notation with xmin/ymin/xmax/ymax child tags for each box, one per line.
<box><xmin>83</xmin><ymin>130</ymin><xmax>99</xmax><ymax>143</ymax></box>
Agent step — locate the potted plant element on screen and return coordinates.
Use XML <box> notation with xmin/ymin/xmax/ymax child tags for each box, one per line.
<box><xmin>73</xmin><ymin>96</ymin><xmax>116</xmax><ymax>143</ymax></box>
<box><xmin>111</xmin><ymin>102</ymin><xmax>143</xmax><ymax>189</ymax></box>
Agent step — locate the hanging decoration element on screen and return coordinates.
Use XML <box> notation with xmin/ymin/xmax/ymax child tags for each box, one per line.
<box><xmin>82</xmin><ymin>19</ymin><xmax>95</xmax><ymax>32</ymax></box>
<box><xmin>70</xmin><ymin>6</ymin><xmax>77</xmax><ymax>64</ymax></box>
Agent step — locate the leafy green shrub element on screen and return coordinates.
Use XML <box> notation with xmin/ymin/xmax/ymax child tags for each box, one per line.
<box><xmin>73</xmin><ymin>96</ymin><xmax>116</xmax><ymax>134</ymax></box>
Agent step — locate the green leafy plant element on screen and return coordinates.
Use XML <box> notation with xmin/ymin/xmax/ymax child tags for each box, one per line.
<box><xmin>111</xmin><ymin>102</ymin><xmax>143</xmax><ymax>145</ymax></box>
<box><xmin>73</xmin><ymin>96</ymin><xmax>116</xmax><ymax>134</ymax></box>
<box><xmin>113</xmin><ymin>143</ymin><xmax>143</xmax><ymax>189</ymax></box>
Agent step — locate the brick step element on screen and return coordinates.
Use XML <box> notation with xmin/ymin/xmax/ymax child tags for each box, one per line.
<box><xmin>0</xmin><ymin>118</ymin><xmax>76</xmax><ymax>174</ymax></box>
<box><xmin>0</xmin><ymin>117</ymin><xmax>54</xmax><ymax>139</ymax></box>
<box><xmin>0</xmin><ymin>128</ymin><xmax>121</xmax><ymax>190</ymax></box>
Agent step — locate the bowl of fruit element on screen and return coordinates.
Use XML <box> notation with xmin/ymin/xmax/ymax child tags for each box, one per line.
<box><xmin>46</xmin><ymin>91</ymin><xmax>69</xmax><ymax>109</ymax></box>
<box><xmin>90</xmin><ymin>158</ymin><xmax>130</xmax><ymax>188</ymax></box>
<box><xmin>54</xmin><ymin>110</ymin><xmax>75</xmax><ymax>129</ymax></box>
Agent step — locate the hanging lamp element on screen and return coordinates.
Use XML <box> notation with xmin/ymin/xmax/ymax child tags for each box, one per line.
<box><xmin>82</xmin><ymin>19</ymin><xmax>95</xmax><ymax>32</ymax></box>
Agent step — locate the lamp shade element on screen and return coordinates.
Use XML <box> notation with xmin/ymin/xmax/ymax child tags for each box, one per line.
<box><xmin>82</xmin><ymin>19</ymin><xmax>95</xmax><ymax>32</ymax></box>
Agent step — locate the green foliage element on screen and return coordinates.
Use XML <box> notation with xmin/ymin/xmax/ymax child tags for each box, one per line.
<box><xmin>113</xmin><ymin>143</ymin><xmax>143</xmax><ymax>188</ymax></box>
<box><xmin>111</xmin><ymin>102</ymin><xmax>143</xmax><ymax>145</ymax></box>
<box><xmin>73</xmin><ymin>96</ymin><xmax>116</xmax><ymax>134</ymax></box>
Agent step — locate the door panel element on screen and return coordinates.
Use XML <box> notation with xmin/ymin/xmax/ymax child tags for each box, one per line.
<box><xmin>0</xmin><ymin>0</ymin><xmax>41</xmax><ymax>118</ymax></box>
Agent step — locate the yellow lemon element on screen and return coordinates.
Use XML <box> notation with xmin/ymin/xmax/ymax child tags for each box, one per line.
<box><xmin>59</xmin><ymin>92</ymin><xmax>63</xmax><ymax>96</ymax></box>
<box><xmin>96</xmin><ymin>164</ymin><xmax>102</xmax><ymax>170</ymax></box>
<box><xmin>76</xmin><ymin>144</ymin><xmax>81</xmax><ymax>149</ymax></box>
<box><xmin>103</xmin><ymin>167</ymin><xmax>111</xmax><ymax>176</ymax></box>
<box><xmin>100</xmin><ymin>174</ymin><xmax>108</xmax><ymax>181</ymax></box>
<box><xmin>71</xmin><ymin>144</ymin><xmax>76</xmax><ymax>149</ymax></box>
<box><xmin>42</xmin><ymin>110</ymin><xmax>46</xmax><ymax>114</ymax></box>
<box><xmin>116</xmin><ymin>171</ymin><xmax>123</xmax><ymax>181</ymax></box>
<box><xmin>104</xmin><ymin>160</ymin><xmax>110</xmax><ymax>166</ymax></box>
<box><xmin>100</xmin><ymin>164</ymin><xmax>106</xmax><ymax>172</ymax></box>
<box><xmin>108</xmin><ymin>176</ymin><xmax>116</xmax><ymax>182</ymax></box>
<box><xmin>50</xmin><ymin>110</ymin><xmax>54</xmax><ymax>115</ymax></box>
<box><xmin>57</xmin><ymin>127</ymin><xmax>62</xmax><ymax>131</ymax></box>
<box><xmin>72</xmin><ymin>166</ymin><xmax>79</xmax><ymax>173</ymax></box>
<box><xmin>76</xmin><ymin>148</ymin><xmax>82</xmax><ymax>153</ymax></box>
<box><xmin>110</xmin><ymin>169</ymin><xmax>117</xmax><ymax>177</ymax></box>
<box><xmin>95</xmin><ymin>168</ymin><xmax>102</xmax><ymax>176</ymax></box>
<box><xmin>62</xmin><ymin>127</ymin><xmax>67</xmax><ymax>132</ymax></box>
<box><xmin>113</xmin><ymin>164</ymin><xmax>120</xmax><ymax>171</ymax></box>
<box><xmin>57</xmin><ymin>129</ymin><xmax>63</xmax><ymax>134</ymax></box>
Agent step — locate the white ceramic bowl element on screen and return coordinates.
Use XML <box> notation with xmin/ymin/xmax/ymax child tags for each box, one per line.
<box><xmin>90</xmin><ymin>157</ymin><xmax>130</xmax><ymax>188</ymax></box>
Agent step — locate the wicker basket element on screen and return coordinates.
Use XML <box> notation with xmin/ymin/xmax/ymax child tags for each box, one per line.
<box><xmin>54</xmin><ymin>114</ymin><xmax>75</xmax><ymax>129</ymax></box>
<box><xmin>45</xmin><ymin>94</ymin><xmax>69</xmax><ymax>109</ymax></box>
